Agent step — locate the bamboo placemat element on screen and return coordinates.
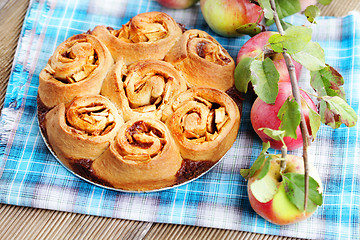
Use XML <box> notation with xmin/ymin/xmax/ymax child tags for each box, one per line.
<box><xmin>0</xmin><ymin>0</ymin><xmax>359</xmax><ymax>239</ymax></box>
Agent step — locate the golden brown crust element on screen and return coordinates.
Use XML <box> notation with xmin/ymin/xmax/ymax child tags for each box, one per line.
<box><xmin>165</xmin><ymin>29</ymin><xmax>235</xmax><ymax>91</ymax></box>
<box><xmin>91</xmin><ymin>12</ymin><xmax>183</xmax><ymax>65</ymax></box>
<box><xmin>92</xmin><ymin>118</ymin><xmax>183</xmax><ymax>191</ymax></box>
<box><xmin>101</xmin><ymin>59</ymin><xmax>188</xmax><ymax>122</ymax></box>
<box><xmin>165</xmin><ymin>87</ymin><xmax>240</xmax><ymax>162</ymax></box>
<box><xmin>38</xmin><ymin>34</ymin><xmax>113</xmax><ymax>108</ymax></box>
<box><xmin>44</xmin><ymin>95</ymin><xmax>123</xmax><ymax>169</ymax></box>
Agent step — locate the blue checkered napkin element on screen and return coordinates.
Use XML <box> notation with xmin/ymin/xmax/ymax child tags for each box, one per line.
<box><xmin>0</xmin><ymin>0</ymin><xmax>358</xmax><ymax>239</ymax></box>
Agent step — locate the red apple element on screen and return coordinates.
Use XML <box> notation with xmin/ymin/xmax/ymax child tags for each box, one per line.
<box><xmin>247</xmin><ymin>154</ymin><xmax>323</xmax><ymax>225</ymax></box>
<box><xmin>200</xmin><ymin>0</ymin><xmax>263</xmax><ymax>37</ymax></box>
<box><xmin>156</xmin><ymin>0</ymin><xmax>199</xmax><ymax>9</ymax></box>
<box><xmin>250</xmin><ymin>82</ymin><xmax>317</xmax><ymax>150</ymax></box>
<box><xmin>236</xmin><ymin>31</ymin><xmax>302</xmax><ymax>84</ymax></box>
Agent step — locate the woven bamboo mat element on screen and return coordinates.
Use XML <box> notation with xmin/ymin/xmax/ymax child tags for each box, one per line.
<box><xmin>0</xmin><ymin>0</ymin><xmax>359</xmax><ymax>239</ymax></box>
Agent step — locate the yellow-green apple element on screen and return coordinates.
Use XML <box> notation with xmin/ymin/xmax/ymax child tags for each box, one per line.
<box><xmin>200</xmin><ymin>0</ymin><xmax>263</xmax><ymax>37</ymax></box>
<box><xmin>247</xmin><ymin>154</ymin><xmax>323</xmax><ymax>225</ymax></box>
<box><xmin>236</xmin><ymin>31</ymin><xmax>302</xmax><ymax>84</ymax></box>
<box><xmin>250</xmin><ymin>82</ymin><xmax>317</xmax><ymax>150</ymax></box>
<box><xmin>156</xmin><ymin>0</ymin><xmax>199</xmax><ymax>9</ymax></box>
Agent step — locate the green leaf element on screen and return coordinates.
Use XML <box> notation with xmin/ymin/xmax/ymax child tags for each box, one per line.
<box><xmin>304</xmin><ymin>5</ymin><xmax>320</xmax><ymax>23</ymax></box>
<box><xmin>282</xmin><ymin>172</ymin><xmax>323</xmax><ymax>212</ymax></box>
<box><xmin>275</xmin><ymin>0</ymin><xmax>301</xmax><ymax>17</ymax></box>
<box><xmin>257</xmin><ymin>156</ymin><xmax>272</xmax><ymax>180</ymax></box>
<box><xmin>308</xmin><ymin>106</ymin><xmax>321</xmax><ymax>140</ymax></box>
<box><xmin>291</xmin><ymin>41</ymin><xmax>326</xmax><ymax>71</ymax></box>
<box><xmin>311</xmin><ymin>65</ymin><xmax>346</xmax><ymax>100</ymax></box>
<box><xmin>240</xmin><ymin>168</ymin><xmax>251</xmax><ymax>179</ymax></box>
<box><xmin>241</xmin><ymin>154</ymin><xmax>266</xmax><ymax>180</ymax></box>
<box><xmin>269</xmin><ymin>26</ymin><xmax>312</xmax><ymax>54</ymax></box>
<box><xmin>320</xmin><ymin>96</ymin><xmax>358</xmax><ymax>128</ymax></box>
<box><xmin>258</xmin><ymin>128</ymin><xmax>286</xmax><ymax>143</ymax></box>
<box><xmin>261</xmin><ymin>141</ymin><xmax>271</xmax><ymax>154</ymax></box>
<box><xmin>319</xmin><ymin>100</ymin><xmax>340</xmax><ymax>129</ymax></box>
<box><xmin>277</xmin><ymin>98</ymin><xmax>301</xmax><ymax>139</ymax></box>
<box><xmin>258</xmin><ymin>0</ymin><xmax>273</xmax><ymax>20</ymax></box>
<box><xmin>240</xmin><ymin>142</ymin><xmax>271</xmax><ymax>179</ymax></box>
<box><xmin>318</xmin><ymin>0</ymin><xmax>332</xmax><ymax>5</ymax></box>
<box><xmin>280</xmin><ymin>19</ymin><xmax>293</xmax><ymax>31</ymax></box>
<box><xmin>250</xmin><ymin>58</ymin><xmax>279</xmax><ymax>104</ymax></box>
<box><xmin>234</xmin><ymin>57</ymin><xmax>254</xmax><ymax>93</ymax></box>
<box><xmin>265</xmin><ymin>0</ymin><xmax>301</xmax><ymax>26</ymax></box>
<box><xmin>236</xmin><ymin>22</ymin><xmax>265</xmax><ymax>37</ymax></box>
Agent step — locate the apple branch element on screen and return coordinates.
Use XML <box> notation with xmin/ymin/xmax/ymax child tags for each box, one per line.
<box><xmin>269</xmin><ymin>0</ymin><xmax>310</xmax><ymax>211</ymax></box>
<box><xmin>280</xmin><ymin>145</ymin><xmax>287</xmax><ymax>172</ymax></box>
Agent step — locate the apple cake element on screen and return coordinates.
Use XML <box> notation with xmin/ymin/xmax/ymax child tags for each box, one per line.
<box><xmin>37</xmin><ymin>11</ymin><xmax>241</xmax><ymax>191</ymax></box>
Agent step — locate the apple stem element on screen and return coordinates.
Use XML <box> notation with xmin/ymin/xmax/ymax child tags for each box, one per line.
<box><xmin>269</xmin><ymin>0</ymin><xmax>310</xmax><ymax>211</ymax></box>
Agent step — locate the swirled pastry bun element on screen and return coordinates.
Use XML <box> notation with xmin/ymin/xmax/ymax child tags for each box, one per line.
<box><xmin>44</xmin><ymin>95</ymin><xmax>123</xmax><ymax>169</ymax></box>
<box><xmin>165</xmin><ymin>87</ymin><xmax>240</xmax><ymax>162</ymax></box>
<box><xmin>101</xmin><ymin>59</ymin><xmax>188</xmax><ymax>121</ymax></box>
<box><xmin>165</xmin><ymin>29</ymin><xmax>235</xmax><ymax>91</ymax></box>
<box><xmin>91</xmin><ymin>11</ymin><xmax>183</xmax><ymax>65</ymax></box>
<box><xmin>38</xmin><ymin>34</ymin><xmax>113</xmax><ymax>108</ymax></box>
<box><xmin>92</xmin><ymin>118</ymin><xmax>183</xmax><ymax>191</ymax></box>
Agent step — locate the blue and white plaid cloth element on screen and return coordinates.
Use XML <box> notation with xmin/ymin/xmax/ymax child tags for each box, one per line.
<box><xmin>0</xmin><ymin>0</ymin><xmax>359</xmax><ymax>239</ymax></box>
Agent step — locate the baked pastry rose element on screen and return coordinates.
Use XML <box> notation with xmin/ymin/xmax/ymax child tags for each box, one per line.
<box><xmin>101</xmin><ymin>59</ymin><xmax>187</xmax><ymax>121</ymax></box>
<box><xmin>91</xmin><ymin>11</ymin><xmax>183</xmax><ymax>65</ymax></box>
<box><xmin>165</xmin><ymin>29</ymin><xmax>235</xmax><ymax>91</ymax></box>
<box><xmin>44</xmin><ymin>95</ymin><xmax>123</xmax><ymax>169</ymax></box>
<box><xmin>165</xmin><ymin>87</ymin><xmax>240</xmax><ymax>162</ymax></box>
<box><xmin>38</xmin><ymin>34</ymin><xmax>113</xmax><ymax>108</ymax></box>
<box><xmin>92</xmin><ymin>118</ymin><xmax>183</xmax><ymax>191</ymax></box>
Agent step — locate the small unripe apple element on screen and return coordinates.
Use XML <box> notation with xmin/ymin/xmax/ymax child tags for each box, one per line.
<box><xmin>200</xmin><ymin>0</ymin><xmax>263</xmax><ymax>37</ymax></box>
<box><xmin>156</xmin><ymin>0</ymin><xmax>199</xmax><ymax>9</ymax></box>
<box><xmin>236</xmin><ymin>31</ymin><xmax>302</xmax><ymax>84</ymax></box>
<box><xmin>247</xmin><ymin>154</ymin><xmax>323</xmax><ymax>225</ymax></box>
<box><xmin>250</xmin><ymin>82</ymin><xmax>317</xmax><ymax>150</ymax></box>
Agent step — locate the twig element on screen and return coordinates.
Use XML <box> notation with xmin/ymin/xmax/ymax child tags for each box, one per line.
<box><xmin>269</xmin><ymin>0</ymin><xmax>310</xmax><ymax>211</ymax></box>
<box><xmin>280</xmin><ymin>145</ymin><xmax>287</xmax><ymax>172</ymax></box>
